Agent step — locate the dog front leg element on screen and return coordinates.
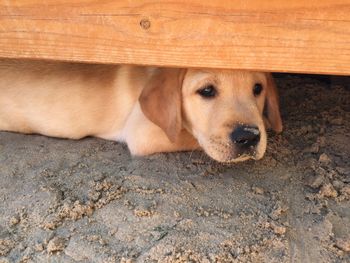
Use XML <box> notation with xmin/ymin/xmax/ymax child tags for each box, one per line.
<box><xmin>127</xmin><ymin>126</ymin><xmax>199</xmax><ymax>156</ymax></box>
<box><xmin>121</xmin><ymin>104</ymin><xmax>199</xmax><ymax>156</ymax></box>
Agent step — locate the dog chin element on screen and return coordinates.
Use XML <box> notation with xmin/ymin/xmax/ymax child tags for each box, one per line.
<box><xmin>195</xmin><ymin>134</ymin><xmax>265</xmax><ymax>163</ymax></box>
<box><xmin>220</xmin><ymin>154</ymin><xmax>258</xmax><ymax>163</ymax></box>
<box><xmin>201</xmin><ymin>147</ymin><xmax>253</xmax><ymax>163</ymax></box>
<box><xmin>204</xmin><ymin>145</ymin><xmax>265</xmax><ymax>163</ymax></box>
<box><xmin>226</xmin><ymin>155</ymin><xmax>253</xmax><ymax>163</ymax></box>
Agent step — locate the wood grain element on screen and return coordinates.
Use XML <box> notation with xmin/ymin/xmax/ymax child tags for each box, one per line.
<box><xmin>0</xmin><ymin>0</ymin><xmax>349</xmax><ymax>75</ymax></box>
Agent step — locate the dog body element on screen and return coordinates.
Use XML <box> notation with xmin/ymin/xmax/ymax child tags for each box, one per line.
<box><xmin>0</xmin><ymin>59</ymin><xmax>282</xmax><ymax>162</ymax></box>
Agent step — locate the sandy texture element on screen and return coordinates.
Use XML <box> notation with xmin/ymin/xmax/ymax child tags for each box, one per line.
<box><xmin>0</xmin><ymin>74</ymin><xmax>349</xmax><ymax>263</ymax></box>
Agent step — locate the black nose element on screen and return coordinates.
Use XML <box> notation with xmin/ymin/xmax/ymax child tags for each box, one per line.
<box><xmin>230</xmin><ymin>125</ymin><xmax>260</xmax><ymax>148</ymax></box>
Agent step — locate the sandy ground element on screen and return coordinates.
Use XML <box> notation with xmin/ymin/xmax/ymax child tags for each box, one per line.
<box><xmin>0</xmin><ymin>74</ymin><xmax>349</xmax><ymax>263</ymax></box>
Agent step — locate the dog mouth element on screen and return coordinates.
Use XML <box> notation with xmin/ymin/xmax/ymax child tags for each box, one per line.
<box><xmin>200</xmin><ymin>137</ymin><xmax>262</xmax><ymax>163</ymax></box>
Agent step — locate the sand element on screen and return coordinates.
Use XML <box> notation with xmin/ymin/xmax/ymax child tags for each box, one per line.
<box><xmin>0</xmin><ymin>74</ymin><xmax>349</xmax><ymax>262</ymax></box>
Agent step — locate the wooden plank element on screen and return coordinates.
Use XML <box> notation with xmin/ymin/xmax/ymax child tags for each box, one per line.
<box><xmin>0</xmin><ymin>0</ymin><xmax>349</xmax><ymax>75</ymax></box>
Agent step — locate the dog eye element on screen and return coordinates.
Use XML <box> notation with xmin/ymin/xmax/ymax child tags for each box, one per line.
<box><xmin>197</xmin><ymin>85</ymin><xmax>217</xmax><ymax>98</ymax></box>
<box><xmin>253</xmin><ymin>83</ymin><xmax>263</xmax><ymax>96</ymax></box>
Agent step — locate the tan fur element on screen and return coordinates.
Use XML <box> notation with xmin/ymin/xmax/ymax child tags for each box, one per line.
<box><xmin>0</xmin><ymin>59</ymin><xmax>282</xmax><ymax>163</ymax></box>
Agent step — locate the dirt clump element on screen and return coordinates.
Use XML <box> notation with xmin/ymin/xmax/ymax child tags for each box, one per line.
<box><xmin>47</xmin><ymin>236</ymin><xmax>66</xmax><ymax>253</ymax></box>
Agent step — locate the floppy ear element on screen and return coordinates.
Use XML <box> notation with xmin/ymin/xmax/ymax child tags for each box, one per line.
<box><xmin>264</xmin><ymin>73</ymin><xmax>283</xmax><ymax>133</ymax></box>
<box><xmin>139</xmin><ymin>68</ymin><xmax>186</xmax><ymax>142</ymax></box>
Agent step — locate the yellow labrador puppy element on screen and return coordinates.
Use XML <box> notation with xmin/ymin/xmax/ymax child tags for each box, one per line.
<box><xmin>0</xmin><ymin>59</ymin><xmax>282</xmax><ymax>163</ymax></box>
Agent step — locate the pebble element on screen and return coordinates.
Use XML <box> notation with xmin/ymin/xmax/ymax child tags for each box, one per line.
<box><xmin>34</xmin><ymin>243</ymin><xmax>44</xmax><ymax>252</ymax></box>
<box><xmin>319</xmin><ymin>183</ymin><xmax>338</xmax><ymax>198</ymax></box>
<box><xmin>332</xmin><ymin>180</ymin><xmax>344</xmax><ymax>191</ymax></box>
<box><xmin>307</xmin><ymin>174</ymin><xmax>325</xmax><ymax>189</ymax></box>
<box><xmin>340</xmin><ymin>185</ymin><xmax>350</xmax><ymax>196</ymax></box>
<box><xmin>319</xmin><ymin>153</ymin><xmax>331</xmax><ymax>165</ymax></box>
<box><xmin>47</xmin><ymin>237</ymin><xmax>66</xmax><ymax>253</ymax></box>
<box><xmin>270</xmin><ymin>222</ymin><xmax>286</xmax><ymax>235</ymax></box>
<box><xmin>252</xmin><ymin>187</ymin><xmax>264</xmax><ymax>195</ymax></box>
<box><xmin>335</xmin><ymin>238</ymin><xmax>350</xmax><ymax>252</ymax></box>
<box><xmin>9</xmin><ymin>216</ymin><xmax>20</xmax><ymax>226</ymax></box>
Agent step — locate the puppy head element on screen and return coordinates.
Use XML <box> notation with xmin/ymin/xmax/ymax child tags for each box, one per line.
<box><xmin>139</xmin><ymin>68</ymin><xmax>282</xmax><ymax>163</ymax></box>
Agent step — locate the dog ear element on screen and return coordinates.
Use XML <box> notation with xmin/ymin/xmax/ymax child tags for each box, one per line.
<box><xmin>264</xmin><ymin>73</ymin><xmax>283</xmax><ymax>133</ymax></box>
<box><xmin>139</xmin><ymin>68</ymin><xmax>186</xmax><ymax>142</ymax></box>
